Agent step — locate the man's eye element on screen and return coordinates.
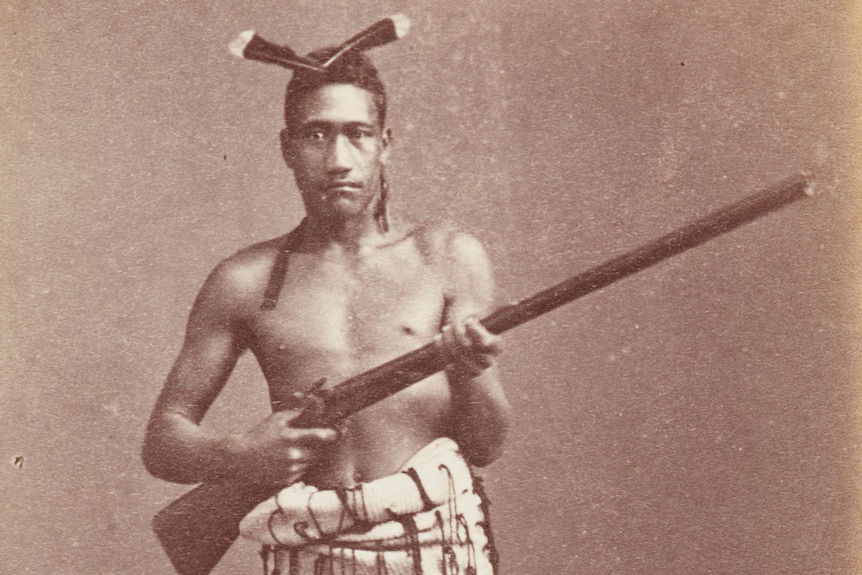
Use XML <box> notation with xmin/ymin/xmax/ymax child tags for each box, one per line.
<box><xmin>303</xmin><ymin>129</ymin><xmax>326</xmax><ymax>141</ymax></box>
<box><xmin>348</xmin><ymin>129</ymin><xmax>372</xmax><ymax>141</ymax></box>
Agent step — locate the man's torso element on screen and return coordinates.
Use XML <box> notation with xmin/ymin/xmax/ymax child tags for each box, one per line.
<box><xmin>233</xmin><ymin>223</ymin><xmax>458</xmax><ymax>487</ymax></box>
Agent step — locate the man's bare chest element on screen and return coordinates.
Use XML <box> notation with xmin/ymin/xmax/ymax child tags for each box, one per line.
<box><xmin>247</xmin><ymin>249</ymin><xmax>448</xmax><ymax>388</ymax></box>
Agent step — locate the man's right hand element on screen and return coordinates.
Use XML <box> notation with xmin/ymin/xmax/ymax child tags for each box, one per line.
<box><xmin>232</xmin><ymin>410</ymin><xmax>338</xmax><ymax>487</ymax></box>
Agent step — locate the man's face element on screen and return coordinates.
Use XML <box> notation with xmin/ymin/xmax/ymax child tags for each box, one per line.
<box><xmin>282</xmin><ymin>83</ymin><xmax>390</xmax><ymax>221</ymax></box>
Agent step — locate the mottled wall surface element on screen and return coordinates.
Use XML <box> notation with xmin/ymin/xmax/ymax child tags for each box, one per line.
<box><xmin>2</xmin><ymin>1</ymin><xmax>860</xmax><ymax>574</ymax></box>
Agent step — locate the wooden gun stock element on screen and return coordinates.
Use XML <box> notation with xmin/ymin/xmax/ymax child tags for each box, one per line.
<box><xmin>153</xmin><ymin>173</ymin><xmax>813</xmax><ymax>575</ymax></box>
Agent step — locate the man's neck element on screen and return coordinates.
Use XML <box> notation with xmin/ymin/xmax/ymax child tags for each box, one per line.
<box><xmin>301</xmin><ymin>212</ymin><xmax>392</xmax><ymax>255</ymax></box>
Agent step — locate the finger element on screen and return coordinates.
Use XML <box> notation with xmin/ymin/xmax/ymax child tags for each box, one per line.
<box><xmin>273</xmin><ymin>409</ymin><xmax>302</xmax><ymax>425</ymax></box>
<box><xmin>261</xmin><ymin>462</ymin><xmax>305</xmax><ymax>487</ymax></box>
<box><xmin>439</xmin><ymin>324</ymin><xmax>465</xmax><ymax>365</ymax></box>
<box><xmin>464</xmin><ymin>318</ymin><xmax>500</xmax><ymax>352</ymax></box>
<box><xmin>461</xmin><ymin>328</ymin><xmax>499</xmax><ymax>373</ymax></box>
<box><xmin>444</xmin><ymin>321</ymin><xmax>471</xmax><ymax>363</ymax></box>
<box><xmin>286</xmin><ymin>446</ymin><xmax>306</xmax><ymax>462</ymax></box>
<box><xmin>284</xmin><ymin>426</ymin><xmax>339</xmax><ymax>445</ymax></box>
<box><xmin>463</xmin><ymin>316</ymin><xmax>490</xmax><ymax>343</ymax></box>
<box><xmin>284</xmin><ymin>455</ymin><xmax>314</xmax><ymax>473</ymax></box>
<box><xmin>441</xmin><ymin>320</ymin><xmax>495</xmax><ymax>375</ymax></box>
<box><xmin>280</xmin><ymin>464</ymin><xmax>307</xmax><ymax>485</ymax></box>
<box><xmin>452</xmin><ymin>320</ymin><xmax>471</xmax><ymax>349</ymax></box>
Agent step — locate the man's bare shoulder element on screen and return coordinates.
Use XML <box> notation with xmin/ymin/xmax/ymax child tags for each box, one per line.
<box><xmin>400</xmin><ymin>219</ymin><xmax>494</xmax><ymax>315</ymax></box>
<box><xmin>195</xmin><ymin>235</ymin><xmax>285</xmax><ymax>312</ymax></box>
<box><xmin>404</xmin><ymin>218</ymin><xmax>491</xmax><ymax>271</ymax></box>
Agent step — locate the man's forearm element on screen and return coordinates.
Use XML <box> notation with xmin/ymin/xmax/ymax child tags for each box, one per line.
<box><xmin>143</xmin><ymin>413</ymin><xmax>246</xmax><ymax>484</ymax></box>
<box><xmin>447</xmin><ymin>367</ymin><xmax>511</xmax><ymax>467</ymax></box>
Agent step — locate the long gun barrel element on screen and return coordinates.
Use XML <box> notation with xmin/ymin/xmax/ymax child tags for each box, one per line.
<box><xmin>293</xmin><ymin>171</ymin><xmax>814</xmax><ymax>427</ymax></box>
<box><xmin>153</xmin><ymin>172</ymin><xmax>813</xmax><ymax>575</ymax></box>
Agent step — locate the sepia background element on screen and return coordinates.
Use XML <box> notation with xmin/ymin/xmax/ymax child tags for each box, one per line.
<box><xmin>3</xmin><ymin>1</ymin><xmax>861</xmax><ymax>573</ymax></box>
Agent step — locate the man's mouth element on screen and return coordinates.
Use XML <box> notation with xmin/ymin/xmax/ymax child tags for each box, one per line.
<box><xmin>324</xmin><ymin>182</ymin><xmax>363</xmax><ymax>195</ymax></box>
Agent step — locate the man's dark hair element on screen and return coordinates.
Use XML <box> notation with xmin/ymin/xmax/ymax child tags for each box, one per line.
<box><xmin>284</xmin><ymin>47</ymin><xmax>387</xmax><ymax>134</ymax></box>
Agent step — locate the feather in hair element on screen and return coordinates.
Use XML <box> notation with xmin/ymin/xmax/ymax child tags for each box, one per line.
<box><xmin>229</xmin><ymin>30</ymin><xmax>325</xmax><ymax>73</ymax></box>
<box><xmin>322</xmin><ymin>14</ymin><xmax>410</xmax><ymax>68</ymax></box>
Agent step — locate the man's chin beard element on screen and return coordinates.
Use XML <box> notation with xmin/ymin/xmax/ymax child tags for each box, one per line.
<box><xmin>308</xmin><ymin>200</ymin><xmax>373</xmax><ymax>222</ymax></box>
<box><xmin>302</xmin><ymin>186</ymin><xmax>378</xmax><ymax>220</ymax></box>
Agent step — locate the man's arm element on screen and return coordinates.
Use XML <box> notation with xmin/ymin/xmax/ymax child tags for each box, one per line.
<box><xmin>441</xmin><ymin>232</ymin><xmax>511</xmax><ymax>467</ymax></box>
<box><xmin>142</xmin><ymin>258</ymin><xmax>336</xmax><ymax>486</ymax></box>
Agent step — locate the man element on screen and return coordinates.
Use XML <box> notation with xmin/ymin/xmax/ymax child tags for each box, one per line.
<box><xmin>143</xmin><ymin>38</ymin><xmax>510</xmax><ymax>575</ymax></box>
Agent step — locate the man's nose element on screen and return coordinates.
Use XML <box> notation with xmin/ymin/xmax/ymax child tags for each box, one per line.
<box><xmin>326</xmin><ymin>134</ymin><xmax>353</xmax><ymax>171</ymax></box>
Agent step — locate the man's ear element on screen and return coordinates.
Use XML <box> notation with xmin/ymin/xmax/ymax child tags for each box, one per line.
<box><xmin>280</xmin><ymin>128</ymin><xmax>295</xmax><ymax>169</ymax></box>
<box><xmin>380</xmin><ymin>127</ymin><xmax>393</xmax><ymax>165</ymax></box>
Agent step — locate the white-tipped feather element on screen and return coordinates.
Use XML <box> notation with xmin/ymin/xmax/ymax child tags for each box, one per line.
<box><xmin>389</xmin><ymin>14</ymin><xmax>410</xmax><ymax>39</ymax></box>
<box><xmin>231</xmin><ymin>14</ymin><xmax>410</xmax><ymax>71</ymax></box>
<box><xmin>322</xmin><ymin>14</ymin><xmax>411</xmax><ymax>68</ymax></box>
<box><xmin>228</xmin><ymin>30</ymin><xmax>256</xmax><ymax>58</ymax></box>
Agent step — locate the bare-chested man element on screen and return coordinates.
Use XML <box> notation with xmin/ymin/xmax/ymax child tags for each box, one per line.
<box><xmin>143</xmin><ymin>44</ymin><xmax>510</xmax><ymax>574</ymax></box>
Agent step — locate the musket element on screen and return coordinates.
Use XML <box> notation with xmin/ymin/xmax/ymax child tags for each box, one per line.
<box><xmin>152</xmin><ymin>173</ymin><xmax>813</xmax><ymax>575</ymax></box>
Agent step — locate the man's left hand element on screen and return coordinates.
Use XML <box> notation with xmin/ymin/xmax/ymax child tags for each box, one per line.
<box><xmin>440</xmin><ymin>316</ymin><xmax>502</xmax><ymax>379</ymax></box>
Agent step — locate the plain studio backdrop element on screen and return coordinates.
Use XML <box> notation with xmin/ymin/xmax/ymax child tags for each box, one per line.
<box><xmin>3</xmin><ymin>1</ymin><xmax>861</xmax><ymax>573</ymax></box>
